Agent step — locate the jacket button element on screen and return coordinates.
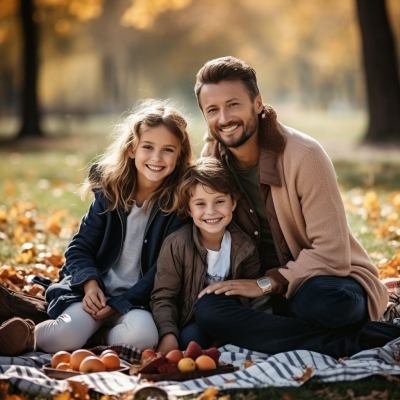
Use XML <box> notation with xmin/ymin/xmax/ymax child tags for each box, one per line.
<box><xmin>249</xmin><ymin>209</ymin><xmax>254</xmax><ymax>213</ymax></box>
<box><xmin>254</xmin><ymin>231</ymin><xmax>259</xmax><ymax>236</ymax></box>
<box><xmin>144</xmin><ymin>239</ymin><xmax>148</xmax><ymax>244</ymax></box>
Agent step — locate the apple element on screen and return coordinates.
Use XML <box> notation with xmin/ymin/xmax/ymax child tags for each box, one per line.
<box><xmin>184</xmin><ymin>341</ymin><xmax>203</xmax><ymax>360</ymax></box>
<box><xmin>165</xmin><ymin>349</ymin><xmax>183</xmax><ymax>364</ymax></box>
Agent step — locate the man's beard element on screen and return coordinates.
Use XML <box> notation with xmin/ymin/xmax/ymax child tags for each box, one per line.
<box><xmin>213</xmin><ymin>115</ymin><xmax>259</xmax><ymax>148</ymax></box>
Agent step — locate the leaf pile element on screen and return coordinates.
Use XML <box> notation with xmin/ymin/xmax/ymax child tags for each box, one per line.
<box><xmin>0</xmin><ymin>201</ymin><xmax>79</xmax><ymax>295</ymax></box>
<box><xmin>342</xmin><ymin>190</ymin><xmax>400</xmax><ymax>279</ymax></box>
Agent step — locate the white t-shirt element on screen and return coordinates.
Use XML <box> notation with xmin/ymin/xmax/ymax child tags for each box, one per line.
<box><xmin>205</xmin><ymin>231</ymin><xmax>232</xmax><ymax>284</ymax></box>
<box><xmin>103</xmin><ymin>202</ymin><xmax>150</xmax><ymax>296</ymax></box>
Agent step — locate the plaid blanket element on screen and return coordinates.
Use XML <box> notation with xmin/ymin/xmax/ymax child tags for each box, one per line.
<box><xmin>1</xmin><ymin>339</ymin><xmax>400</xmax><ymax>397</ymax></box>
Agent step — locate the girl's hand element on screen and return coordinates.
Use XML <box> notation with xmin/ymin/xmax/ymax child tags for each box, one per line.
<box><xmin>157</xmin><ymin>333</ymin><xmax>179</xmax><ymax>355</ymax></box>
<box><xmin>83</xmin><ymin>280</ymin><xmax>106</xmax><ymax>316</ymax></box>
<box><xmin>198</xmin><ymin>279</ymin><xmax>268</xmax><ymax>299</ymax></box>
<box><xmin>94</xmin><ymin>305</ymin><xmax>116</xmax><ymax>320</ymax></box>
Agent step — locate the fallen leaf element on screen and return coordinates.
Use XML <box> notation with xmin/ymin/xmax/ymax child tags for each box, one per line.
<box><xmin>197</xmin><ymin>387</ymin><xmax>219</xmax><ymax>400</ymax></box>
<box><xmin>293</xmin><ymin>366</ymin><xmax>313</xmax><ymax>382</ymax></box>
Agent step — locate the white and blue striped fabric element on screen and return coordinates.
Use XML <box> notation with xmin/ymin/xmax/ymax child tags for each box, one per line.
<box><xmin>1</xmin><ymin>339</ymin><xmax>400</xmax><ymax>397</ymax></box>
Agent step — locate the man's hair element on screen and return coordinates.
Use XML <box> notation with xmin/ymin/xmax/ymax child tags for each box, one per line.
<box><xmin>177</xmin><ymin>157</ymin><xmax>239</xmax><ymax>217</ymax></box>
<box><xmin>194</xmin><ymin>56</ymin><xmax>260</xmax><ymax>104</ymax></box>
<box><xmin>195</xmin><ymin>56</ymin><xmax>286</xmax><ymax>154</ymax></box>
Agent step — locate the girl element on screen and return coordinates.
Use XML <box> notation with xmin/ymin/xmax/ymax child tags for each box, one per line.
<box><xmin>35</xmin><ymin>100</ymin><xmax>192</xmax><ymax>353</ymax></box>
<box><xmin>151</xmin><ymin>157</ymin><xmax>262</xmax><ymax>354</ymax></box>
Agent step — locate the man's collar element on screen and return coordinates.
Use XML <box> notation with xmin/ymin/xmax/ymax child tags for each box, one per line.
<box><xmin>258</xmin><ymin>147</ymin><xmax>281</xmax><ymax>186</ymax></box>
<box><xmin>219</xmin><ymin>143</ymin><xmax>282</xmax><ymax>187</ymax></box>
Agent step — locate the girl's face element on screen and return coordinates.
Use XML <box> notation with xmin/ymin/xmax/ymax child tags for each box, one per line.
<box><xmin>130</xmin><ymin>124</ymin><xmax>181</xmax><ymax>189</ymax></box>
<box><xmin>189</xmin><ymin>183</ymin><xmax>236</xmax><ymax>243</ymax></box>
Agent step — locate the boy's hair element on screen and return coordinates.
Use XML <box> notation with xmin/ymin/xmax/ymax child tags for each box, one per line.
<box><xmin>83</xmin><ymin>99</ymin><xmax>192</xmax><ymax>212</ymax></box>
<box><xmin>194</xmin><ymin>56</ymin><xmax>259</xmax><ymax>105</ymax></box>
<box><xmin>177</xmin><ymin>157</ymin><xmax>239</xmax><ymax>217</ymax></box>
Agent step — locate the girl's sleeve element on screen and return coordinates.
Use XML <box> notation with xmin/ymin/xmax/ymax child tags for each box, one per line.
<box><xmin>63</xmin><ymin>191</ymin><xmax>107</xmax><ymax>290</ymax></box>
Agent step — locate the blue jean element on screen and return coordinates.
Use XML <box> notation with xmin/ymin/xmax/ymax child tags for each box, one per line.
<box><xmin>195</xmin><ymin>276</ymin><xmax>400</xmax><ymax>358</ymax></box>
<box><xmin>179</xmin><ymin>320</ymin><xmax>211</xmax><ymax>349</ymax></box>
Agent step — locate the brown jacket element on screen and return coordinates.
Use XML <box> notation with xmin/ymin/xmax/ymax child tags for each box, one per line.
<box><xmin>150</xmin><ymin>223</ymin><xmax>261</xmax><ymax>339</ymax></box>
<box><xmin>203</xmin><ymin>122</ymin><xmax>389</xmax><ymax>321</ymax></box>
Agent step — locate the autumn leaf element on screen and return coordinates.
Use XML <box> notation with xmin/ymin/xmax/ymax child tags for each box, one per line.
<box><xmin>293</xmin><ymin>366</ymin><xmax>313</xmax><ymax>382</ymax></box>
<box><xmin>67</xmin><ymin>381</ymin><xmax>89</xmax><ymax>400</ymax></box>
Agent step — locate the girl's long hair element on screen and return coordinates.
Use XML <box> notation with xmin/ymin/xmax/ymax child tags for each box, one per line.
<box><xmin>82</xmin><ymin>99</ymin><xmax>192</xmax><ymax>212</ymax></box>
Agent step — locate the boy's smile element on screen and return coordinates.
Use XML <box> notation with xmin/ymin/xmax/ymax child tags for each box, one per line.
<box><xmin>189</xmin><ymin>183</ymin><xmax>236</xmax><ymax>248</ymax></box>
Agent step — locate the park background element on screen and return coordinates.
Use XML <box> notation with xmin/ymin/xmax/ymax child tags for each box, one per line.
<box><xmin>1</xmin><ymin>1</ymin><xmax>400</xmax><ymax>398</ymax></box>
<box><xmin>0</xmin><ymin>0</ymin><xmax>400</xmax><ymax>298</ymax></box>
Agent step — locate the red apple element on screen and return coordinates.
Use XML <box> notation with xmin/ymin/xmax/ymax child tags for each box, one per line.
<box><xmin>184</xmin><ymin>341</ymin><xmax>203</xmax><ymax>360</ymax></box>
<box><xmin>165</xmin><ymin>349</ymin><xmax>183</xmax><ymax>364</ymax></box>
<box><xmin>203</xmin><ymin>347</ymin><xmax>221</xmax><ymax>364</ymax></box>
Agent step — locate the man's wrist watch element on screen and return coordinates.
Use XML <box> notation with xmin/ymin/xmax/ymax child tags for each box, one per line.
<box><xmin>256</xmin><ymin>277</ymin><xmax>272</xmax><ymax>294</ymax></box>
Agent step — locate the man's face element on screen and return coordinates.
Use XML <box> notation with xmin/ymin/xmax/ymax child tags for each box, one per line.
<box><xmin>198</xmin><ymin>80</ymin><xmax>263</xmax><ymax>148</ymax></box>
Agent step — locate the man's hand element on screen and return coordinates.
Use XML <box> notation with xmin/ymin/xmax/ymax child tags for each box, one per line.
<box><xmin>94</xmin><ymin>305</ymin><xmax>116</xmax><ymax>320</ymax></box>
<box><xmin>198</xmin><ymin>279</ymin><xmax>268</xmax><ymax>299</ymax></box>
<box><xmin>82</xmin><ymin>279</ymin><xmax>106</xmax><ymax>316</ymax></box>
<box><xmin>157</xmin><ymin>333</ymin><xmax>179</xmax><ymax>355</ymax></box>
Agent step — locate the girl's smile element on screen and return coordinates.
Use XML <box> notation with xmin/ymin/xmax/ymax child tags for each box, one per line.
<box><xmin>131</xmin><ymin>124</ymin><xmax>181</xmax><ymax>189</ymax></box>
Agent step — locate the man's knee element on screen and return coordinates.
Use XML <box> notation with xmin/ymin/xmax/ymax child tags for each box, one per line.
<box><xmin>291</xmin><ymin>277</ymin><xmax>367</xmax><ymax>328</ymax></box>
<box><xmin>195</xmin><ymin>294</ymin><xmax>237</xmax><ymax>331</ymax></box>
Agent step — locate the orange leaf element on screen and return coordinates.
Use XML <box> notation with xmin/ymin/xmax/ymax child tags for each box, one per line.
<box><xmin>293</xmin><ymin>366</ymin><xmax>313</xmax><ymax>382</ymax></box>
<box><xmin>68</xmin><ymin>381</ymin><xmax>89</xmax><ymax>400</ymax></box>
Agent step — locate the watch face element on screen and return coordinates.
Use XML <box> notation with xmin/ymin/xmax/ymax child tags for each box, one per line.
<box><xmin>257</xmin><ymin>277</ymin><xmax>272</xmax><ymax>293</ymax></box>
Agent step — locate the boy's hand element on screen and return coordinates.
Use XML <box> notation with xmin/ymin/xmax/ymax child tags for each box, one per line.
<box><xmin>83</xmin><ymin>279</ymin><xmax>106</xmax><ymax>315</ymax></box>
<box><xmin>198</xmin><ymin>278</ymin><xmax>276</xmax><ymax>298</ymax></box>
<box><xmin>157</xmin><ymin>333</ymin><xmax>179</xmax><ymax>355</ymax></box>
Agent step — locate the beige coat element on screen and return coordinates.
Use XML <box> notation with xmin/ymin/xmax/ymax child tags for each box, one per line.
<box><xmin>204</xmin><ymin>123</ymin><xmax>389</xmax><ymax>321</ymax></box>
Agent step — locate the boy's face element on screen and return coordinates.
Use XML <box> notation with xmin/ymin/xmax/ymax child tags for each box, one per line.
<box><xmin>189</xmin><ymin>183</ymin><xmax>236</xmax><ymax>242</ymax></box>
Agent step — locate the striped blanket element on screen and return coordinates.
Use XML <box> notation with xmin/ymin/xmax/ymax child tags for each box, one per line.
<box><xmin>1</xmin><ymin>339</ymin><xmax>400</xmax><ymax>397</ymax></box>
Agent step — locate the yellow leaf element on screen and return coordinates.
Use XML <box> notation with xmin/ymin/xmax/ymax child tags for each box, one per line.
<box><xmin>53</xmin><ymin>391</ymin><xmax>71</xmax><ymax>400</ymax></box>
<box><xmin>197</xmin><ymin>387</ymin><xmax>219</xmax><ymax>400</ymax></box>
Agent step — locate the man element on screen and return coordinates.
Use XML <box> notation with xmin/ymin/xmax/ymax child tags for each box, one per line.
<box><xmin>194</xmin><ymin>56</ymin><xmax>400</xmax><ymax>357</ymax></box>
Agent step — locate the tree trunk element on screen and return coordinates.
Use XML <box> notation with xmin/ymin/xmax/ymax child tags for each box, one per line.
<box><xmin>18</xmin><ymin>0</ymin><xmax>42</xmax><ymax>138</ymax></box>
<box><xmin>356</xmin><ymin>0</ymin><xmax>400</xmax><ymax>142</ymax></box>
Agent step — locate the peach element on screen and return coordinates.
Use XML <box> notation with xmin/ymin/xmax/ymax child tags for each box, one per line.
<box><xmin>165</xmin><ymin>349</ymin><xmax>183</xmax><ymax>364</ymax></box>
<box><xmin>51</xmin><ymin>351</ymin><xmax>71</xmax><ymax>368</ymax></box>
<box><xmin>195</xmin><ymin>355</ymin><xmax>216</xmax><ymax>371</ymax></box>
<box><xmin>70</xmin><ymin>349</ymin><xmax>95</xmax><ymax>371</ymax></box>
<box><xmin>100</xmin><ymin>349</ymin><xmax>118</xmax><ymax>357</ymax></box>
<box><xmin>79</xmin><ymin>356</ymin><xmax>106</xmax><ymax>373</ymax></box>
<box><xmin>177</xmin><ymin>357</ymin><xmax>196</xmax><ymax>373</ymax></box>
<box><xmin>101</xmin><ymin>352</ymin><xmax>121</xmax><ymax>371</ymax></box>
<box><xmin>140</xmin><ymin>348</ymin><xmax>156</xmax><ymax>364</ymax></box>
<box><xmin>55</xmin><ymin>362</ymin><xmax>71</xmax><ymax>370</ymax></box>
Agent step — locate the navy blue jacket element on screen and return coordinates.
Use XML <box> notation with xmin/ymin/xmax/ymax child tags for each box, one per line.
<box><xmin>45</xmin><ymin>190</ymin><xmax>186</xmax><ymax>318</ymax></box>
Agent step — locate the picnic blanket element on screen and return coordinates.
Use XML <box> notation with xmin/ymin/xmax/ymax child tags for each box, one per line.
<box><xmin>1</xmin><ymin>339</ymin><xmax>400</xmax><ymax>398</ymax></box>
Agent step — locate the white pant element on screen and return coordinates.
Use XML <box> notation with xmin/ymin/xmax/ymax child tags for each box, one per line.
<box><xmin>35</xmin><ymin>302</ymin><xmax>158</xmax><ymax>353</ymax></box>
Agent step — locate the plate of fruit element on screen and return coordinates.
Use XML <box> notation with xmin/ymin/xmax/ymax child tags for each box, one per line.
<box><xmin>43</xmin><ymin>348</ymin><xmax>130</xmax><ymax>379</ymax></box>
<box><xmin>130</xmin><ymin>341</ymin><xmax>237</xmax><ymax>382</ymax></box>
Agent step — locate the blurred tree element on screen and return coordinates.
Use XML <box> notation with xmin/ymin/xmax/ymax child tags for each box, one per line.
<box><xmin>356</xmin><ymin>0</ymin><xmax>400</xmax><ymax>142</ymax></box>
<box><xmin>19</xmin><ymin>0</ymin><xmax>41</xmax><ymax>137</ymax></box>
<box><xmin>10</xmin><ymin>0</ymin><xmax>190</xmax><ymax>140</ymax></box>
